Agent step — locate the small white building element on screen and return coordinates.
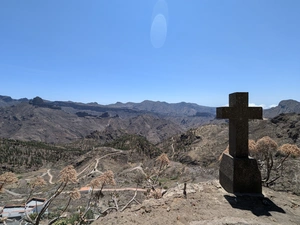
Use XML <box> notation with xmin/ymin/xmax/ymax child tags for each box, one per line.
<box><xmin>0</xmin><ymin>198</ymin><xmax>47</xmax><ymax>220</ymax></box>
<box><xmin>1</xmin><ymin>204</ymin><xmax>25</xmax><ymax>220</ymax></box>
<box><xmin>25</xmin><ymin>197</ymin><xmax>47</xmax><ymax>214</ymax></box>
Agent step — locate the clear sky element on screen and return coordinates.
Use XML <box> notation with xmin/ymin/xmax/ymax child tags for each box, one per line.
<box><xmin>1</xmin><ymin>0</ymin><xmax>299</xmax><ymax>108</ymax></box>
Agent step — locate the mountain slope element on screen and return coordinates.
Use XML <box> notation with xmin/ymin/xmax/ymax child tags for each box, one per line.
<box><xmin>158</xmin><ymin>113</ymin><xmax>300</xmax><ymax>194</ymax></box>
<box><xmin>264</xmin><ymin>99</ymin><xmax>300</xmax><ymax>118</ymax></box>
<box><xmin>0</xmin><ymin>103</ymin><xmax>183</xmax><ymax>144</ymax></box>
<box><xmin>1</xmin><ymin>95</ymin><xmax>300</xmax><ymax>145</ymax></box>
<box><xmin>109</xmin><ymin>100</ymin><xmax>215</xmax><ymax>117</ymax></box>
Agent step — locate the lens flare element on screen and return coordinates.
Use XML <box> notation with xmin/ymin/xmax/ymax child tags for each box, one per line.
<box><xmin>150</xmin><ymin>0</ymin><xmax>168</xmax><ymax>48</ymax></box>
<box><xmin>150</xmin><ymin>14</ymin><xmax>167</xmax><ymax>48</ymax></box>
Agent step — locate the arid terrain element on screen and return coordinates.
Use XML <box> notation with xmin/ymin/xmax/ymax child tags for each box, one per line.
<box><xmin>93</xmin><ymin>180</ymin><xmax>300</xmax><ymax>225</ymax></box>
<box><xmin>1</xmin><ymin>95</ymin><xmax>300</xmax><ymax>224</ymax></box>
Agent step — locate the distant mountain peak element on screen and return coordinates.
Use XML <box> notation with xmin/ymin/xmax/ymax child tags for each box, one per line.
<box><xmin>278</xmin><ymin>99</ymin><xmax>299</xmax><ymax>107</ymax></box>
<box><xmin>264</xmin><ymin>99</ymin><xmax>300</xmax><ymax>118</ymax></box>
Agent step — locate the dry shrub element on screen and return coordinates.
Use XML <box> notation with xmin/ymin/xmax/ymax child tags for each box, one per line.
<box><xmin>0</xmin><ymin>172</ymin><xmax>18</xmax><ymax>184</ymax></box>
<box><xmin>279</xmin><ymin>144</ymin><xmax>300</xmax><ymax>157</ymax></box>
<box><xmin>70</xmin><ymin>188</ymin><xmax>81</xmax><ymax>200</ymax></box>
<box><xmin>59</xmin><ymin>165</ymin><xmax>78</xmax><ymax>184</ymax></box>
<box><xmin>156</xmin><ymin>153</ymin><xmax>170</xmax><ymax>169</ymax></box>
<box><xmin>89</xmin><ymin>170</ymin><xmax>116</xmax><ymax>189</ymax></box>
<box><xmin>248</xmin><ymin>139</ymin><xmax>257</xmax><ymax>155</ymax></box>
<box><xmin>89</xmin><ymin>177</ymin><xmax>101</xmax><ymax>189</ymax></box>
<box><xmin>0</xmin><ymin>172</ymin><xmax>18</xmax><ymax>192</ymax></box>
<box><xmin>30</xmin><ymin>176</ymin><xmax>47</xmax><ymax>189</ymax></box>
<box><xmin>255</xmin><ymin>136</ymin><xmax>278</xmax><ymax>155</ymax></box>
<box><xmin>254</xmin><ymin>136</ymin><xmax>277</xmax><ymax>183</ymax></box>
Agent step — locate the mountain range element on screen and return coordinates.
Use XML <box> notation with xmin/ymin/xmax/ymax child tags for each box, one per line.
<box><xmin>1</xmin><ymin>95</ymin><xmax>300</xmax><ymax>144</ymax></box>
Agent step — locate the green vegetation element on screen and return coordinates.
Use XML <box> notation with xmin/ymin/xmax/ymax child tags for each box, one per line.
<box><xmin>0</xmin><ymin>138</ymin><xmax>85</xmax><ymax>172</ymax></box>
<box><xmin>53</xmin><ymin>213</ymin><xmax>80</xmax><ymax>225</ymax></box>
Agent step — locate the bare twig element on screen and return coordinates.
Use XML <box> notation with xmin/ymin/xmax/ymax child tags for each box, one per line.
<box><xmin>99</xmin><ymin>206</ymin><xmax>118</xmax><ymax>214</ymax></box>
<box><xmin>112</xmin><ymin>193</ymin><xmax>119</xmax><ymax>211</ymax></box>
<box><xmin>120</xmin><ymin>189</ymin><xmax>138</xmax><ymax>212</ymax></box>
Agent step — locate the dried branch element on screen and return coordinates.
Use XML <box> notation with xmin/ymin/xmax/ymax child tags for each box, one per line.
<box><xmin>111</xmin><ymin>193</ymin><xmax>119</xmax><ymax>211</ymax></box>
<box><xmin>120</xmin><ymin>189</ymin><xmax>138</xmax><ymax>212</ymax></box>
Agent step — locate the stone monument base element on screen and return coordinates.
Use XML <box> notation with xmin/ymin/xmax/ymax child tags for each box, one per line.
<box><xmin>219</xmin><ymin>153</ymin><xmax>262</xmax><ymax>194</ymax></box>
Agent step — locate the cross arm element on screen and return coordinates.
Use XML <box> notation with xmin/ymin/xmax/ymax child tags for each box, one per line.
<box><xmin>216</xmin><ymin>107</ymin><xmax>232</xmax><ymax>119</ymax></box>
<box><xmin>216</xmin><ymin>107</ymin><xmax>262</xmax><ymax>120</ymax></box>
<box><xmin>246</xmin><ymin>107</ymin><xmax>263</xmax><ymax>119</ymax></box>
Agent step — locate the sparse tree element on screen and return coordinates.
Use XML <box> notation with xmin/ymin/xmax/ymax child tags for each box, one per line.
<box><xmin>142</xmin><ymin>153</ymin><xmax>170</xmax><ymax>199</ymax></box>
<box><xmin>79</xmin><ymin>170</ymin><xmax>116</xmax><ymax>223</ymax></box>
<box><xmin>247</xmin><ymin>137</ymin><xmax>300</xmax><ymax>186</ymax></box>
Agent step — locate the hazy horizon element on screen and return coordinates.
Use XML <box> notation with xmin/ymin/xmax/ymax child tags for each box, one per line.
<box><xmin>1</xmin><ymin>93</ymin><xmax>284</xmax><ymax>109</ymax></box>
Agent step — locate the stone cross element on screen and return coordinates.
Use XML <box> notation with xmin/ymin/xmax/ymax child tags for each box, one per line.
<box><xmin>216</xmin><ymin>92</ymin><xmax>263</xmax><ymax>194</ymax></box>
<box><xmin>217</xmin><ymin>92</ymin><xmax>262</xmax><ymax>158</ymax></box>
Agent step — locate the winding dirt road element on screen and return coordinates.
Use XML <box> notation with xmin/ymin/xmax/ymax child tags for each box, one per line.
<box><xmin>47</xmin><ymin>169</ymin><xmax>54</xmax><ymax>184</ymax></box>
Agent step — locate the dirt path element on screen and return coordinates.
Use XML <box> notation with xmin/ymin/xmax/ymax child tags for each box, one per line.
<box><xmin>77</xmin><ymin>164</ymin><xmax>91</xmax><ymax>176</ymax></box>
<box><xmin>47</xmin><ymin>169</ymin><xmax>54</xmax><ymax>184</ymax></box>
<box><xmin>79</xmin><ymin>151</ymin><xmax>125</xmax><ymax>180</ymax></box>
<box><xmin>98</xmin><ymin>187</ymin><xmax>146</xmax><ymax>192</ymax></box>
<box><xmin>120</xmin><ymin>163</ymin><xmax>148</xmax><ymax>177</ymax></box>
<box><xmin>40</xmin><ymin>168</ymin><xmax>54</xmax><ymax>184</ymax></box>
<box><xmin>3</xmin><ymin>188</ymin><xmax>22</xmax><ymax>197</ymax></box>
<box><xmin>170</xmin><ymin>137</ymin><xmax>175</xmax><ymax>157</ymax></box>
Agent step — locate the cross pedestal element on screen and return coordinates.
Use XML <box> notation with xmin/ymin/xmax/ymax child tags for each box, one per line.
<box><xmin>217</xmin><ymin>92</ymin><xmax>262</xmax><ymax>194</ymax></box>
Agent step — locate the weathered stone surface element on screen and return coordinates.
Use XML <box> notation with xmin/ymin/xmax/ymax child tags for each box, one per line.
<box><xmin>217</xmin><ymin>92</ymin><xmax>263</xmax><ymax>194</ymax></box>
<box><xmin>219</xmin><ymin>153</ymin><xmax>262</xmax><ymax>194</ymax></box>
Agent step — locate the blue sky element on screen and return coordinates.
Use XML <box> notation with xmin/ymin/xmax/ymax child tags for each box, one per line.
<box><xmin>1</xmin><ymin>0</ymin><xmax>299</xmax><ymax>108</ymax></box>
